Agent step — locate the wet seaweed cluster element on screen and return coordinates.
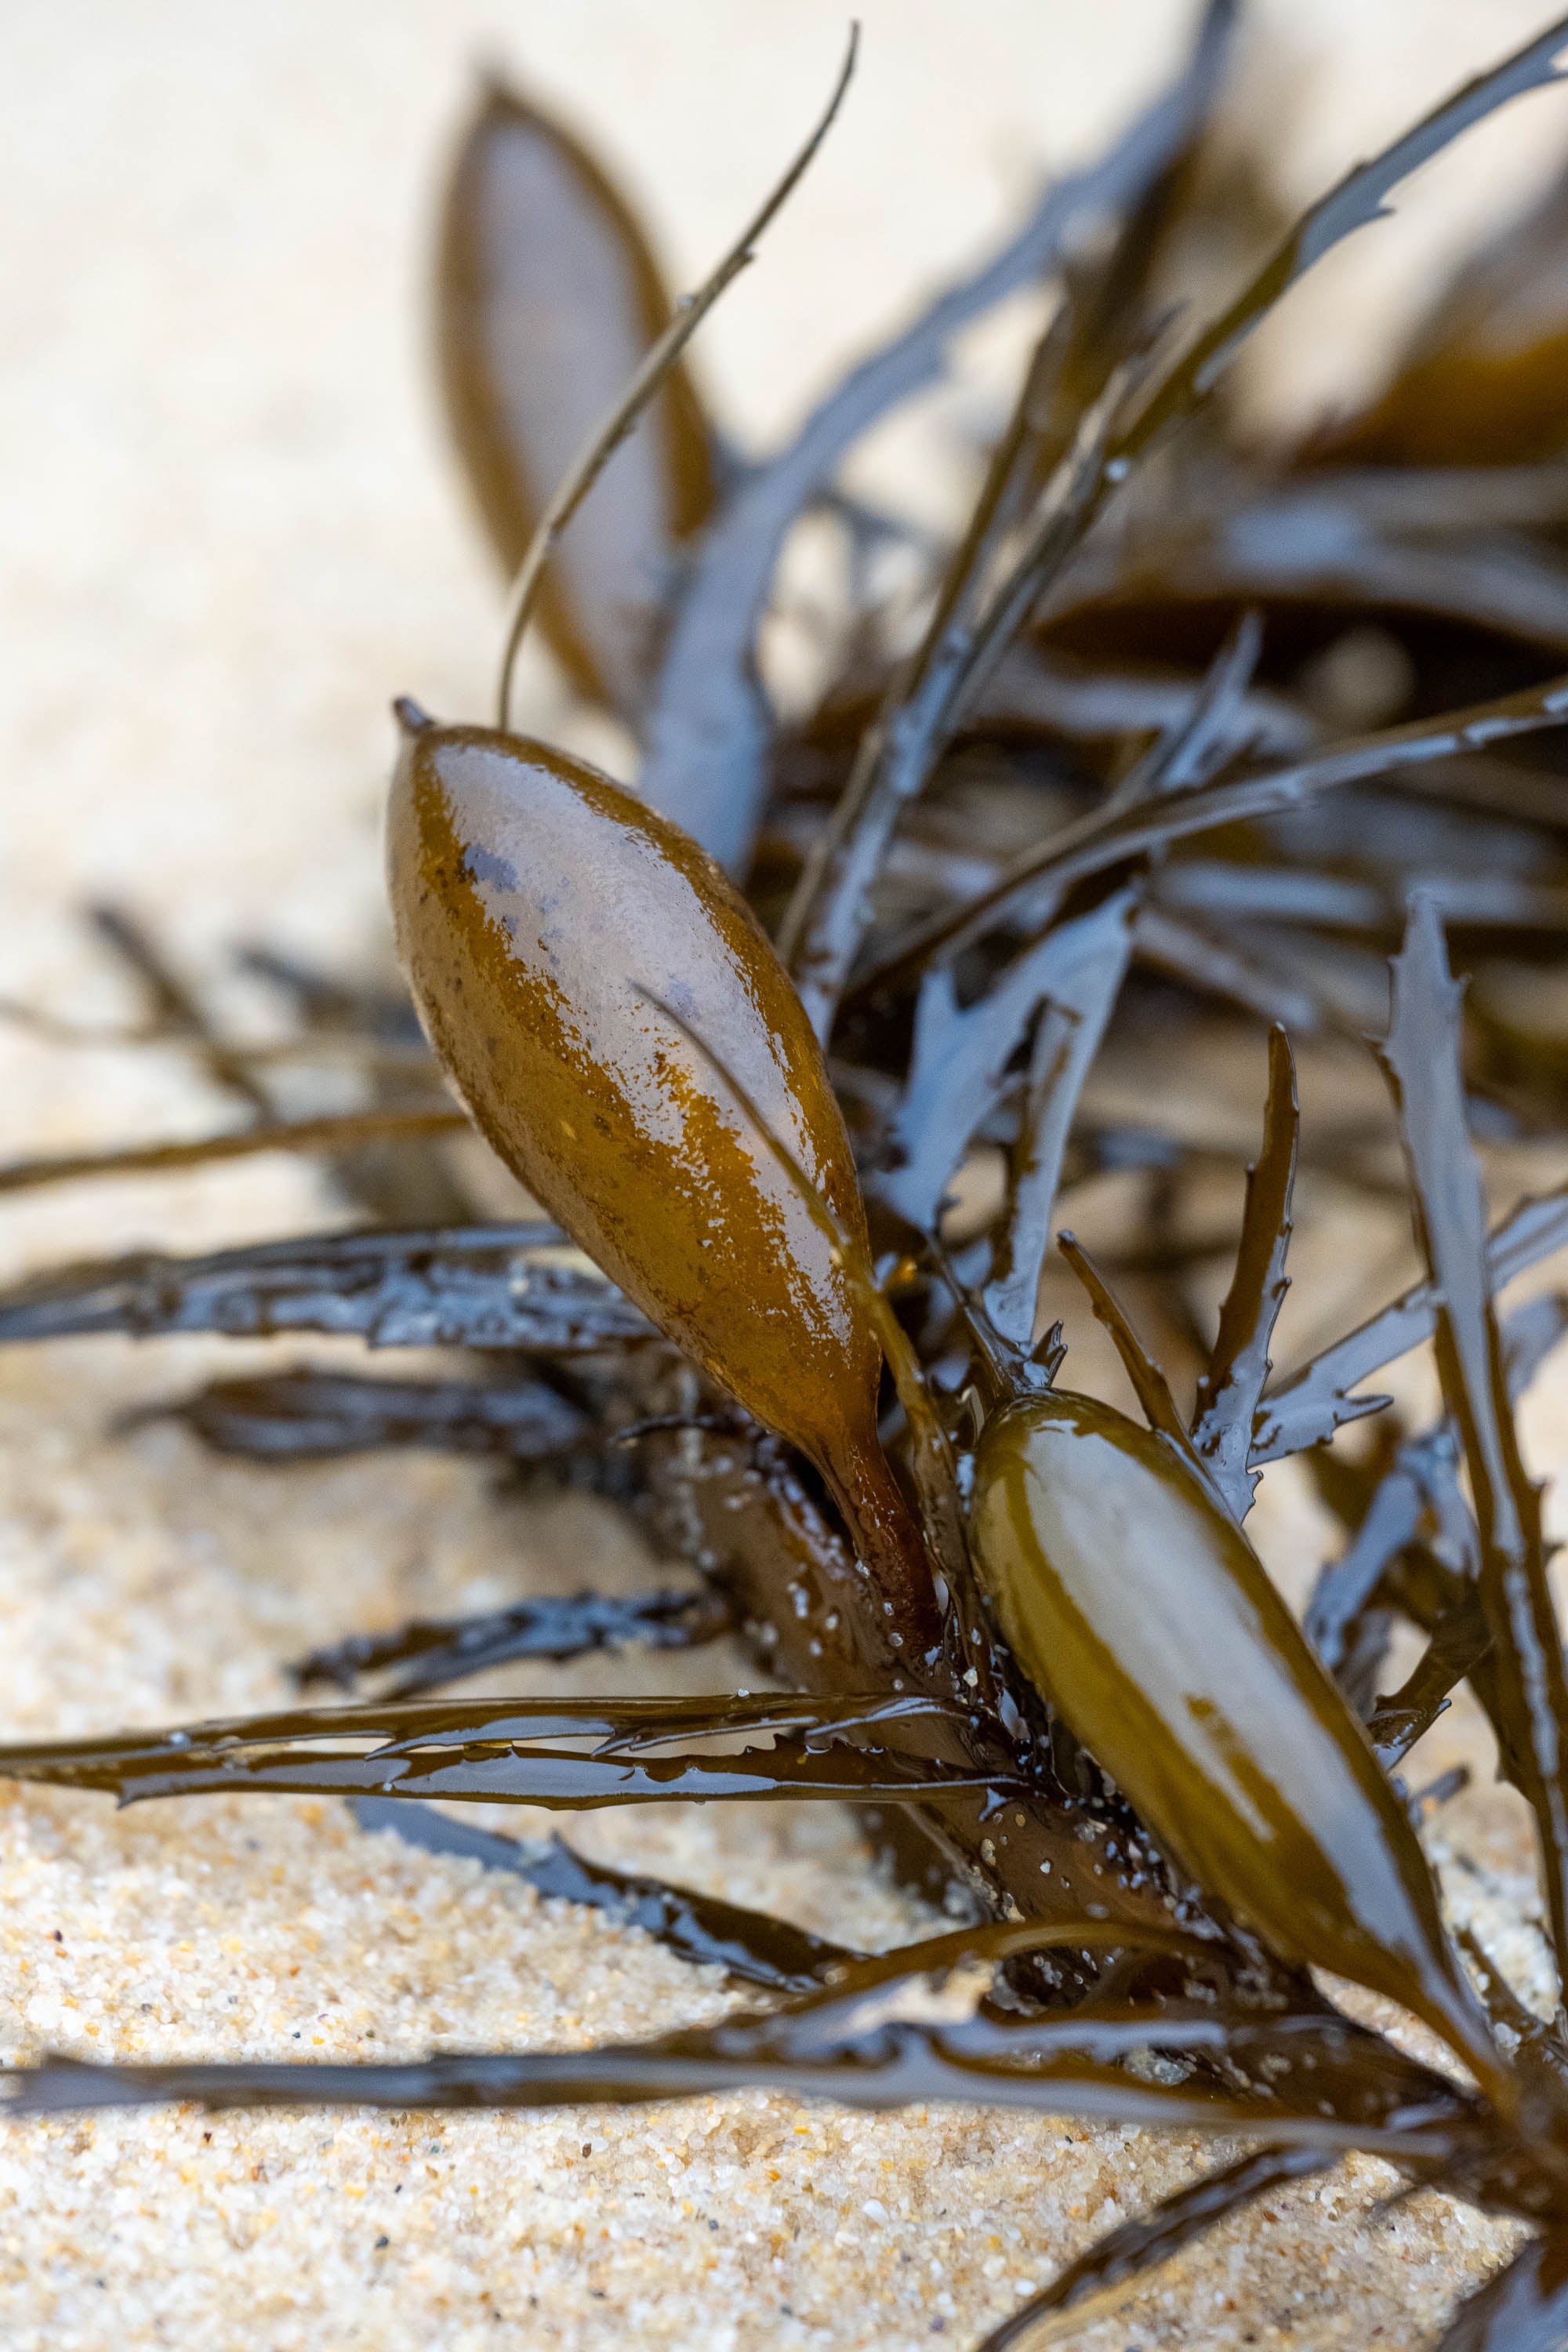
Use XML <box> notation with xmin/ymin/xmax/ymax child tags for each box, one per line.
<box><xmin>15</xmin><ymin>5</ymin><xmax>1568</xmax><ymax>2343</ymax></box>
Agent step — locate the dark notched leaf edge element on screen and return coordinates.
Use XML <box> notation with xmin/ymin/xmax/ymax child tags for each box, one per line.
<box><xmin>871</xmin><ymin>885</ymin><xmax>1137</xmax><ymax>1249</ymax></box>
<box><xmin>1189</xmin><ymin>1027</ymin><xmax>1297</xmax><ymax>1521</ymax></box>
<box><xmin>0</xmin><ymin>1688</ymin><xmax>1021</xmax><ymax>1813</ymax></box>
<box><xmin>974</xmin><ymin>2143</ymin><xmax>1334</xmax><ymax>2352</ymax></box>
<box><xmin>0</xmin><ymin>1222</ymin><xmax>655</xmax><ymax>1354</ymax></box>
<box><xmin>293</xmin><ymin>1587</ymin><xmax>730</xmax><ymax>1697</ymax></box>
<box><xmin>1376</xmin><ymin>901</ymin><xmax>1568</xmax><ymax>1982</ymax></box>
<box><xmin>1254</xmin><ymin>1179</ymin><xmax>1568</xmax><ymax>1463</ymax></box>
<box><xmin>349</xmin><ymin>1797</ymin><xmax>857</xmax><ymax>1993</ymax></box>
<box><xmin>979</xmin><ymin>886</ymin><xmax>1139</xmax><ymax>1352</ymax></box>
<box><xmin>1305</xmin><ymin>1298</ymin><xmax>1568</xmax><ymax>1760</ymax></box>
<box><xmin>0</xmin><ymin>1913</ymin><xmax>1475</xmax><ymax>2159</ymax></box>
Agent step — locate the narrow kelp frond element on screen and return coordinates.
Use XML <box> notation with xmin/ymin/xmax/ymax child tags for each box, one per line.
<box><xmin>777</xmin><ymin>261</ymin><xmax>1153</xmax><ymax>1037</ymax></box>
<box><xmin>833</xmin><ymin>13</ymin><xmax>1568</xmax><ymax>1006</ymax></box>
<box><xmin>637</xmin><ymin>0</ymin><xmax>1243</xmax><ymax>871</ymax></box>
<box><xmin>1189</xmin><ymin>1025</ymin><xmax>1298</xmax><ymax>1521</ymax></box>
<box><xmin>22</xmin><ymin>13</ymin><xmax>1568</xmax><ymax>2346</ymax></box>
<box><xmin>0</xmin><ymin>1224</ymin><xmax>655</xmax><ymax>1352</ymax></box>
<box><xmin>0</xmin><ymin>1686</ymin><xmax>977</xmax><ymax>1759</ymax></box>
<box><xmin>1098</xmin><ymin>605</ymin><xmax>1267</xmax><ymax>811</ymax></box>
<box><xmin>292</xmin><ymin>1588</ymin><xmax>729</xmax><ymax>1696</ymax></box>
<box><xmin>347</xmin><ymin>1796</ymin><xmax>858</xmax><ymax>1991</ymax></box>
<box><xmin>0</xmin><ymin>1104</ymin><xmax>466</xmax><ymax>1199</ymax></box>
<box><xmin>856</xmin><ymin>668</ymin><xmax>1568</xmax><ymax>994</ymax></box>
<box><xmin>0</xmin><ymin>2016</ymin><xmax>1475</xmax><ymax>2148</ymax></box>
<box><xmin>86</xmin><ymin>901</ymin><xmax>273</xmax><ymax>1118</ymax></box>
<box><xmin>972</xmin><ymin>2144</ymin><xmax>1335</xmax><ymax>2352</ymax></box>
<box><xmin>1378</xmin><ymin>899</ymin><xmax>1568</xmax><ymax>1982</ymax></box>
<box><xmin>0</xmin><ymin>1687</ymin><xmax>1032</xmax><ymax>1813</ymax></box>
<box><xmin>1255</xmin><ymin>1178</ymin><xmax>1568</xmax><ymax>1462</ymax></box>
<box><xmin>136</xmin><ymin>1367</ymin><xmax>592</xmax><ymax>1464</ymax></box>
<box><xmin>0</xmin><ymin>1908</ymin><xmax>1482</xmax><ymax>2148</ymax></box>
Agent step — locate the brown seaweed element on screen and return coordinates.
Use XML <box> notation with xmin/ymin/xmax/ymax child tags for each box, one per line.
<box><xmin>347</xmin><ymin>1797</ymin><xmax>854</xmax><ymax>1992</ymax></box>
<box><xmin>294</xmin><ymin>1586</ymin><xmax>728</xmax><ymax>1697</ymax></box>
<box><xmin>437</xmin><ymin>76</ymin><xmax>717</xmax><ymax>717</ymax></box>
<box><xmin>637</xmin><ymin>0</ymin><xmax>1241</xmax><ymax>873</ymax></box>
<box><xmin>1377</xmin><ymin>900</ymin><xmax>1568</xmax><ymax>1976</ymax></box>
<box><xmin>0</xmin><ymin>1224</ymin><xmax>654</xmax><ymax>1352</ymax></box>
<box><xmin>20</xmin><ymin>11</ymin><xmax>1568</xmax><ymax>2346</ymax></box>
<box><xmin>0</xmin><ymin>1104</ymin><xmax>466</xmax><ymax>1198</ymax></box>
<box><xmin>138</xmin><ymin>1366</ymin><xmax>589</xmax><ymax>1464</ymax></box>
<box><xmin>974</xmin><ymin>2143</ymin><xmax>1334</xmax><ymax>2352</ymax></box>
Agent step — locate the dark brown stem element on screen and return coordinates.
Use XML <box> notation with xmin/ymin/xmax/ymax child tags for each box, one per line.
<box><xmin>819</xmin><ymin>1429</ymin><xmax>944</xmax><ymax>1666</ymax></box>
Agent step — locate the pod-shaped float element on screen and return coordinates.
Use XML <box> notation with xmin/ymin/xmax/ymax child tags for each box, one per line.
<box><xmin>971</xmin><ymin>1388</ymin><xmax>1503</xmax><ymax>2089</ymax></box>
<box><xmin>387</xmin><ymin>713</ymin><xmax>930</xmax><ymax>1627</ymax></box>
<box><xmin>436</xmin><ymin>78</ymin><xmax>716</xmax><ymax>719</ymax></box>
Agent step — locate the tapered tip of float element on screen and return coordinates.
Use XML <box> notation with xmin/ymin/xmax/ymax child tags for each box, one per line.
<box><xmin>393</xmin><ymin>696</ymin><xmax>436</xmax><ymax>736</ymax></box>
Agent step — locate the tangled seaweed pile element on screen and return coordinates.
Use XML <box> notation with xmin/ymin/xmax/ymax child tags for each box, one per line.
<box><xmin>15</xmin><ymin>5</ymin><xmax>1568</xmax><ymax>2343</ymax></box>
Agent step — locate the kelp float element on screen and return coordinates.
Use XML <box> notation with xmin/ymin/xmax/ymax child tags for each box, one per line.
<box><xmin>16</xmin><ymin>7</ymin><xmax>1568</xmax><ymax>2344</ymax></box>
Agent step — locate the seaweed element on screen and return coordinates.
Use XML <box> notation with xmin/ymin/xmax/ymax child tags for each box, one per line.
<box><xmin>292</xmin><ymin>1586</ymin><xmax>728</xmax><ymax>1697</ymax></box>
<box><xmin>20</xmin><ymin>9</ymin><xmax>1568</xmax><ymax>2346</ymax></box>
<box><xmin>0</xmin><ymin>1224</ymin><xmax>654</xmax><ymax>1351</ymax></box>
<box><xmin>347</xmin><ymin>1798</ymin><xmax>855</xmax><ymax>1991</ymax></box>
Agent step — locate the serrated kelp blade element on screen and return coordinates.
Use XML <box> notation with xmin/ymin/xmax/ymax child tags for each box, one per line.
<box><xmin>1377</xmin><ymin>898</ymin><xmax>1568</xmax><ymax>1984</ymax></box>
<box><xmin>1190</xmin><ymin>1026</ymin><xmax>1298</xmax><ymax>1519</ymax></box>
<box><xmin>1431</xmin><ymin>2234</ymin><xmax>1568</xmax><ymax>2352</ymax></box>
<box><xmin>974</xmin><ymin>2144</ymin><xmax>1333</xmax><ymax>2352</ymax></box>
<box><xmin>635</xmin><ymin>0</ymin><xmax>1241</xmax><ymax>872</ymax></box>
<box><xmin>436</xmin><ymin>75</ymin><xmax>716</xmax><ymax>717</ymax></box>
<box><xmin>350</xmin><ymin>1798</ymin><xmax>858</xmax><ymax>1992</ymax></box>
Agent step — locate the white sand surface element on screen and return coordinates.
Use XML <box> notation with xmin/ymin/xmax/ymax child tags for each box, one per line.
<box><xmin>3</xmin><ymin>2</ymin><xmax>1568</xmax><ymax>2345</ymax></box>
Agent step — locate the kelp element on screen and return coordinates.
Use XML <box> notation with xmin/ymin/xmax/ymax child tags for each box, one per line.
<box><xmin>974</xmin><ymin>2143</ymin><xmax>1335</xmax><ymax>2352</ymax></box>
<box><xmin>636</xmin><ymin>0</ymin><xmax>1243</xmax><ymax>874</ymax></box>
<box><xmin>0</xmin><ymin>1224</ymin><xmax>654</xmax><ymax>1352</ymax></box>
<box><xmin>347</xmin><ymin>1797</ymin><xmax>856</xmax><ymax>1991</ymax></box>
<box><xmin>140</xmin><ymin>1367</ymin><xmax>590</xmax><ymax>1464</ymax></box>
<box><xmin>1377</xmin><ymin>902</ymin><xmax>1568</xmax><ymax>1976</ymax></box>
<box><xmin>20</xmin><ymin>11</ymin><xmax>1568</xmax><ymax>2348</ymax></box>
<box><xmin>0</xmin><ymin>1691</ymin><xmax>1014</xmax><ymax>1815</ymax></box>
<box><xmin>855</xmin><ymin>668</ymin><xmax>1568</xmax><ymax>998</ymax></box>
<box><xmin>294</xmin><ymin>1586</ymin><xmax>728</xmax><ymax>1696</ymax></box>
<box><xmin>0</xmin><ymin>1104</ymin><xmax>466</xmax><ymax>1198</ymax></box>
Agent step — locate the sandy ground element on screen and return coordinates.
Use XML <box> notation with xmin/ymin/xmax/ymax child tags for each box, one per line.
<box><xmin>4</xmin><ymin>2</ymin><xmax>1568</xmax><ymax>2345</ymax></box>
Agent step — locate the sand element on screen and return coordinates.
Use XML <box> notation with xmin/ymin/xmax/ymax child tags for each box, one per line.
<box><xmin>2</xmin><ymin>1</ymin><xmax>1568</xmax><ymax>2344</ymax></box>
